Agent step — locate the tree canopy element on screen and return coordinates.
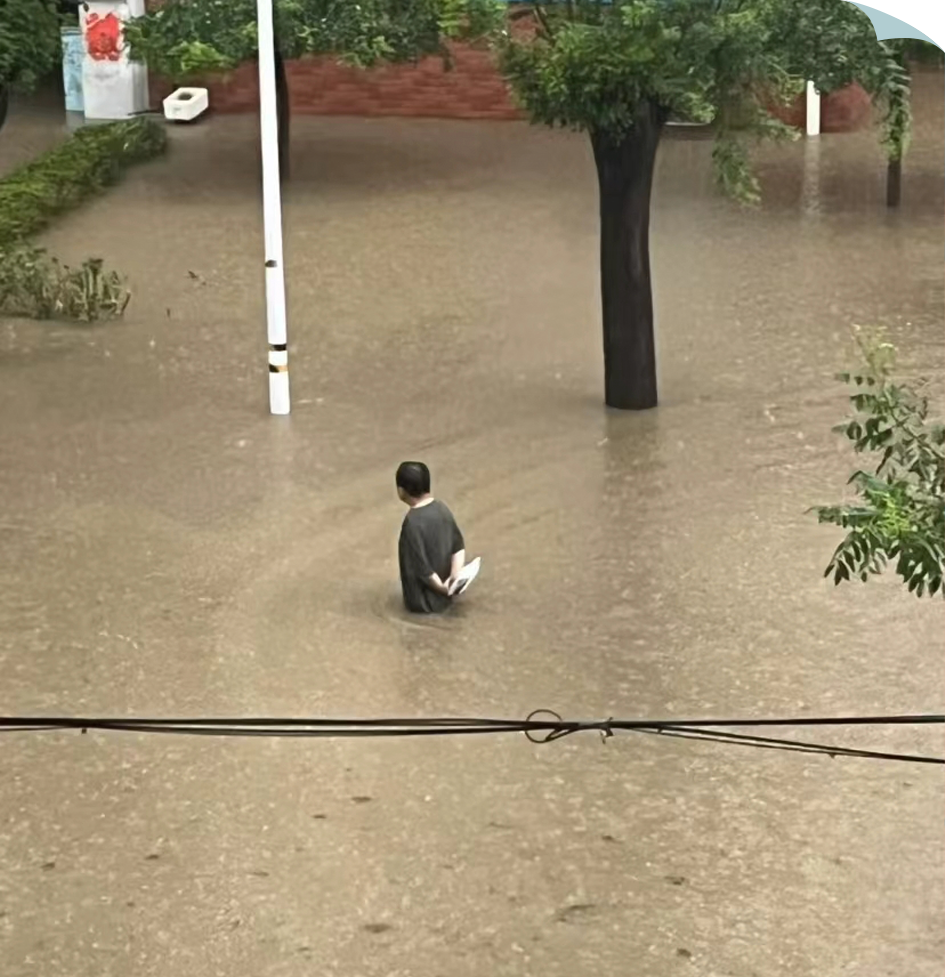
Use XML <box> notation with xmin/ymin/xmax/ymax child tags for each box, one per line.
<box><xmin>496</xmin><ymin>0</ymin><xmax>909</xmax><ymax>202</ymax></box>
<box><xmin>124</xmin><ymin>0</ymin><xmax>504</xmax><ymax>76</ymax></box>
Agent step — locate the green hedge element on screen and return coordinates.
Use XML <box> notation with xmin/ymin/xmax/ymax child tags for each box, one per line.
<box><xmin>0</xmin><ymin>117</ymin><xmax>167</xmax><ymax>247</ymax></box>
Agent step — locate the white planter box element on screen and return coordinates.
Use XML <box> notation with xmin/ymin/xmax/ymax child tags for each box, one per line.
<box><xmin>163</xmin><ymin>87</ymin><xmax>209</xmax><ymax>122</ymax></box>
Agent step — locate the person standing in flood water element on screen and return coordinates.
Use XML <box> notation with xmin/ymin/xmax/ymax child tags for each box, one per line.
<box><xmin>396</xmin><ymin>461</ymin><xmax>469</xmax><ymax>614</ymax></box>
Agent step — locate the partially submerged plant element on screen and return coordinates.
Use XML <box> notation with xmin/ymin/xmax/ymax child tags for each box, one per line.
<box><xmin>0</xmin><ymin>246</ymin><xmax>130</xmax><ymax>322</ymax></box>
<box><xmin>812</xmin><ymin>329</ymin><xmax>944</xmax><ymax>598</ymax></box>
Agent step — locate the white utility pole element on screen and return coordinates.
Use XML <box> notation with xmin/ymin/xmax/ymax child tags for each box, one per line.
<box><xmin>256</xmin><ymin>0</ymin><xmax>290</xmax><ymax>414</ymax></box>
<box><xmin>805</xmin><ymin>80</ymin><xmax>821</xmax><ymax>137</ymax></box>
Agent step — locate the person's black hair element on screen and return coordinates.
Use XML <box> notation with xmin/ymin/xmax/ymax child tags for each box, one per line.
<box><xmin>396</xmin><ymin>461</ymin><xmax>431</xmax><ymax>498</ymax></box>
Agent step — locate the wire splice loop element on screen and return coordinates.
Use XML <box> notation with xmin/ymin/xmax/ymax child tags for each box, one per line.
<box><xmin>0</xmin><ymin>712</ymin><xmax>941</xmax><ymax>764</ymax></box>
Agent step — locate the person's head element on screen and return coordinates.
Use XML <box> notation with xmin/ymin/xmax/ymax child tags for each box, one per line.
<box><xmin>395</xmin><ymin>461</ymin><xmax>431</xmax><ymax>504</ymax></box>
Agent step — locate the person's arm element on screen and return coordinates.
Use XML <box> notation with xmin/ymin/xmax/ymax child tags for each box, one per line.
<box><xmin>447</xmin><ymin>517</ymin><xmax>466</xmax><ymax>588</ymax></box>
<box><xmin>449</xmin><ymin>549</ymin><xmax>466</xmax><ymax>583</ymax></box>
<box><xmin>426</xmin><ymin>572</ymin><xmax>451</xmax><ymax>596</ymax></box>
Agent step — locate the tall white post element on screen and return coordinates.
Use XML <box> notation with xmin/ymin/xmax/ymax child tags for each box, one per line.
<box><xmin>256</xmin><ymin>0</ymin><xmax>290</xmax><ymax>415</ymax></box>
<box><xmin>805</xmin><ymin>80</ymin><xmax>821</xmax><ymax>137</ymax></box>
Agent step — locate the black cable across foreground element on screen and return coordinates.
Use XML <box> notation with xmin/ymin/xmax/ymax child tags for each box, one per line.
<box><xmin>0</xmin><ymin>712</ymin><xmax>942</xmax><ymax>765</ymax></box>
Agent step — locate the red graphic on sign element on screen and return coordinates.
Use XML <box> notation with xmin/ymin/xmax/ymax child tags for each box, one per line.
<box><xmin>85</xmin><ymin>12</ymin><xmax>123</xmax><ymax>62</ymax></box>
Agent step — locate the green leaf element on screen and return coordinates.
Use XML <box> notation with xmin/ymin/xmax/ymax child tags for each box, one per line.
<box><xmin>125</xmin><ymin>0</ymin><xmax>505</xmax><ymax>79</ymax></box>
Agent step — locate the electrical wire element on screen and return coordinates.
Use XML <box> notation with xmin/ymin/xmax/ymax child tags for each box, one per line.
<box><xmin>0</xmin><ymin>712</ymin><xmax>941</xmax><ymax>764</ymax></box>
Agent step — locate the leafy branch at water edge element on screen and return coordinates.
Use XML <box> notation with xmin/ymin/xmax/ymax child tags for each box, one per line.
<box><xmin>812</xmin><ymin>331</ymin><xmax>944</xmax><ymax>598</ymax></box>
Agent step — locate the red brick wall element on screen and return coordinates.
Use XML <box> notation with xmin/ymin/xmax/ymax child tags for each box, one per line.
<box><xmin>153</xmin><ymin>55</ymin><xmax>874</xmax><ymax>131</ymax></box>
<box><xmin>152</xmin><ymin>44</ymin><xmax>522</xmax><ymax>120</ymax></box>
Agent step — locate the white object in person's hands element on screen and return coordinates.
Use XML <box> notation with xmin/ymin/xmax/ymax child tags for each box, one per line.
<box><xmin>448</xmin><ymin>557</ymin><xmax>481</xmax><ymax>597</ymax></box>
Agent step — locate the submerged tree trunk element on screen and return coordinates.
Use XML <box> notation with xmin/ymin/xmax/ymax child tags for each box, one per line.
<box><xmin>590</xmin><ymin>101</ymin><xmax>666</xmax><ymax>411</ymax></box>
<box><xmin>275</xmin><ymin>48</ymin><xmax>290</xmax><ymax>180</ymax></box>
<box><xmin>886</xmin><ymin>156</ymin><xmax>902</xmax><ymax>207</ymax></box>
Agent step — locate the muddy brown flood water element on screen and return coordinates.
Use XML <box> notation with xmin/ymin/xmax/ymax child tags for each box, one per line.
<box><xmin>0</xmin><ymin>72</ymin><xmax>943</xmax><ymax>976</ymax></box>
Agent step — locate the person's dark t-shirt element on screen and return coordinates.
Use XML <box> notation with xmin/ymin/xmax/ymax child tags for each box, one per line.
<box><xmin>398</xmin><ymin>500</ymin><xmax>465</xmax><ymax>614</ymax></box>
